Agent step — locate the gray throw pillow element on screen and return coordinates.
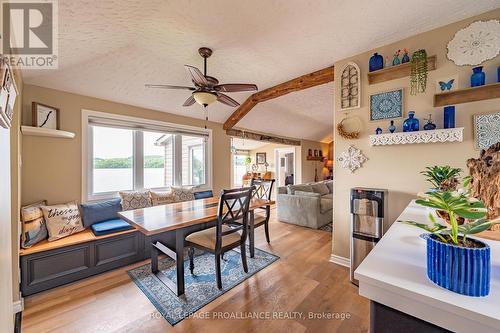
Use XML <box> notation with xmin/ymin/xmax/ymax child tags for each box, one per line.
<box><xmin>311</xmin><ymin>182</ymin><xmax>330</xmax><ymax>196</ymax></box>
<box><xmin>325</xmin><ymin>180</ymin><xmax>333</xmax><ymax>193</ymax></box>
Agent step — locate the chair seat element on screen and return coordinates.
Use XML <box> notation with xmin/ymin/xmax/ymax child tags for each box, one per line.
<box><xmin>91</xmin><ymin>219</ymin><xmax>133</xmax><ymax>236</ymax></box>
<box><xmin>186</xmin><ymin>225</ymin><xmax>241</xmax><ymax>250</ymax></box>
<box><xmin>253</xmin><ymin>213</ymin><xmax>267</xmax><ymax>227</ymax></box>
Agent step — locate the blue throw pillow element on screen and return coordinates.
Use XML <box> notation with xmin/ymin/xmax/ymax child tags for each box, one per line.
<box><xmin>194</xmin><ymin>190</ymin><xmax>213</xmax><ymax>199</ymax></box>
<box><xmin>80</xmin><ymin>198</ymin><xmax>122</xmax><ymax>228</ymax></box>
<box><xmin>91</xmin><ymin>219</ymin><xmax>133</xmax><ymax>236</ymax></box>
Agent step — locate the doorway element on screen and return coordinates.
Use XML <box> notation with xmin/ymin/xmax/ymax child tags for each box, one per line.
<box><xmin>275</xmin><ymin>147</ymin><xmax>295</xmax><ymax>187</ymax></box>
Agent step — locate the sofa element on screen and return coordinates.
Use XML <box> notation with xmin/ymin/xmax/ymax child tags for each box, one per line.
<box><xmin>276</xmin><ymin>180</ymin><xmax>333</xmax><ymax>229</ymax></box>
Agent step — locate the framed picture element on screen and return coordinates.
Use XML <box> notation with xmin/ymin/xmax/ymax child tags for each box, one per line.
<box><xmin>473</xmin><ymin>112</ymin><xmax>500</xmax><ymax>150</ymax></box>
<box><xmin>435</xmin><ymin>74</ymin><xmax>458</xmax><ymax>93</ymax></box>
<box><xmin>370</xmin><ymin>88</ymin><xmax>404</xmax><ymax>121</ymax></box>
<box><xmin>32</xmin><ymin>102</ymin><xmax>60</xmax><ymax>129</ymax></box>
<box><xmin>256</xmin><ymin>152</ymin><xmax>266</xmax><ymax>164</ymax></box>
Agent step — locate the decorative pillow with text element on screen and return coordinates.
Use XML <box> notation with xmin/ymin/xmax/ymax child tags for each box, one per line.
<box><xmin>150</xmin><ymin>190</ymin><xmax>175</xmax><ymax>206</ymax></box>
<box><xmin>41</xmin><ymin>202</ymin><xmax>84</xmax><ymax>241</ymax></box>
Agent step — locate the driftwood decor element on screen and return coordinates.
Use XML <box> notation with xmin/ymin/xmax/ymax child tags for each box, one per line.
<box><xmin>467</xmin><ymin>143</ymin><xmax>500</xmax><ymax>230</ymax></box>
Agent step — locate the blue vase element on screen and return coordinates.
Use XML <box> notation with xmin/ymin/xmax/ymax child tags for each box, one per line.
<box><xmin>471</xmin><ymin>66</ymin><xmax>485</xmax><ymax>87</ymax></box>
<box><xmin>392</xmin><ymin>55</ymin><xmax>400</xmax><ymax>66</ymax></box>
<box><xmin>497</xmin><ymin>65</ymin><xmax>500</xmax><ymax>83</ymax></box>
<box><xmin>375</xmin><ymin>127</ymin><xmax>382</xmax><ymax>135</ymax></box>
<box><xmin>403</xmin><ymin>111</ymin><xmax>419</xmax><ymax>132</ymax></box>
<box><xmin>402</xmin><ymin>53</ymin><xmax>410</xmax><ymax>63</ymax></box>
<box><xmin>422</xmin><ymin>233</ymin><xmax>490</xmax><ymax>297</ymax></box>
<box><xmin>369</xmin><ymin>52</ymin><xmax>384</xmax><ymax>72</ymax></box>
<box><xmin>444</xmin><ymin>106</ymin><xmax>455</xmax><ymax>129</ymax></box>
<box><xmin>388</xmin><ymin>120</ymin><xmax>396</xmax><ymax>133</ymax></box>
<box><xmin>423</xmin><ymin>114</ymin><xmax>437</xmax><ymax>130</ymax></box>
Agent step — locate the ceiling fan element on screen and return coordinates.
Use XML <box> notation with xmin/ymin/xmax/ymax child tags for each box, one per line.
<box><xmin>145</xmin><ymin>47</ymin><xmax>258</xmax><ymax>108</ymax></box>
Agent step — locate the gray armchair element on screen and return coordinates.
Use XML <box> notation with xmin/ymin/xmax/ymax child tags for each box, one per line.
<box><xmin>276</xmin><ymin>181</ymin><xmax>333</xmax><ymax>229</ymax></box>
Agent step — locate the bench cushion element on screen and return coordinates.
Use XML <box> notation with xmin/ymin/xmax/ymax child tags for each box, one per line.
<box><xmin>194</xmin><ymin>190</ymin><xmax>214</xmax><ymax>199</ymax></box>
<box><xmin>80</xmin><ymin>198</ymin><xmax>122</xmax><ymax>228</ymax></box>
<box><xmin>91</xmin><ymin>219</ymin><xmax>133</xmax><ymax>236</ymax></box>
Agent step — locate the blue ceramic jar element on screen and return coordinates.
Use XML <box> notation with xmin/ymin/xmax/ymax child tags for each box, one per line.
<box><xmin>422</xmin><ymin>233</ymin><xmax>490</xmax><ymax>297</ymax></box>
<box><xmin>369</xmin><ymin>53</ymin><xmax>384</xmax><ymax>72</ymax></box>
<box><xmin>403</xmin><ymin>111</ymin><xmax>419</xmax><ymax>132</ymax></box>
<box><xmin>471</xmin><ymin>66</ymin><xmax>485</xmax><ymax>87</ymax></box>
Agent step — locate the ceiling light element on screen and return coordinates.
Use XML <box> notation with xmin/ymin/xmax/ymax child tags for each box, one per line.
<box><xmin>193</xmin><ymin>91</ymin><xmax>217</xmax><ymax>106</ymax></box>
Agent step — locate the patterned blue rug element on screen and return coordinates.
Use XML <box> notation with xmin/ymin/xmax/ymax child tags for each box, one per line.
<box><xmin>128</xmin><ymin>247</ymin><xmax>279</xmax><ymax>325</ymax></box>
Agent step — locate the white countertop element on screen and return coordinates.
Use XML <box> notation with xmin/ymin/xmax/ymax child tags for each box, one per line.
<box><xmin>354</xmin><ymin>201</ymin><xmax>500</xmax><ymax>333</ymax></box>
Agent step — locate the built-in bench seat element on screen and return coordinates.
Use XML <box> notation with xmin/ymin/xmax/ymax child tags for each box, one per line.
<box><xmin>20</xmin><ymin>228</ymin><xmax>146</xmax><ymax>296</ymax></box>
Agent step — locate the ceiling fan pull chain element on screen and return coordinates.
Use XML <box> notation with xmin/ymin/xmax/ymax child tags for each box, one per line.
<box><xmin>204</xmin><ymin>105</ymin><xmax>208</xmax><ymax>129</ymax></box>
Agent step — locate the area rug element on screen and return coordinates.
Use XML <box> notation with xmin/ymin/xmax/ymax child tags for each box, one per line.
<box><xmin>128</xmin><ymin>247</ymin><xmax>279</xmax><ymax>325</ymax></box>
<box><xmin>319</xmin><ymin>222</ymin><xmax>333</xmax><ymax>232</ymax></box>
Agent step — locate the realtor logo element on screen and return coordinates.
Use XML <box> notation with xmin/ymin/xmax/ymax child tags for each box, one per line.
<box><xmin>1</xmin><ymin>0</ymin><xmax>58</xmax><ymax>69</ymax></box>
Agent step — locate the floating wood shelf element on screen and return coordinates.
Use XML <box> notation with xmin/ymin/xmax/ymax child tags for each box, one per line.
<box><xmin>369</xmin><ymin>128</ymin><xmax>463</xmax><ymax>146</ymax></box>
<box><xmin>433</xmin><ymin>82</ymin><xmax>500</xmax><ymax>107</ymax></box>
<box><xmin>306</xmin><ymin>156</ymin><xmax>325</xmax><ymax>161</ymax></box>
<box><xmin>21</xmin><ymin>126</ymin><xmax>75</xmax><ymax>139</ymax></box>
<box><xmin>367</xmin><ymin>55</ymin><xmax>436</xmax><ymax>85</ymax></box>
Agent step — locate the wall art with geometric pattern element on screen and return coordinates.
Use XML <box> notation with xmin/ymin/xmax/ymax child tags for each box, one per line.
<box><xmin>474</xmin><ymin>112</ymin><xmax>500</xmax><ymax>150</ymax></box>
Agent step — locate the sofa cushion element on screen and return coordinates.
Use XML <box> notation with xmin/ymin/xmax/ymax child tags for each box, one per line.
<box><xmin>311</xmin><ymin>182</ymin><xmax>330</xmax><ymax>196</ymax></box>
<box><xmin>150</xmin><ymin>190</ymin><xmax>175</xmax><ymax>206</ymax></box>
<box><xmin>320</xmin><ymin>197</ymin><xmax>333</xmax><ymax>213</ymax></box>
<box><xmin>325</xmin><ymin>180</ymin><xmax>333</xmax><ymax>193</ymax></box>
<box><xmin>194</xmin><ymin>190</ymin><xmax>214</xmax><ymax>199</ymax></box>
<box><xmin>287</xmin><ymin>184</ymin><xmax>313</xmax><ymax>195</ymax></box>
<box><xmin>80</xmin><ymin>198</ymin><xmax>122</xmax><ymax>228</ymax></box>
<box><xmin>90</xmin><ymin>218</ymin><xmax>133</xmax><ymax>236</ymax></box>
<box><xmin>171</xmin><ymin>186</ymin><xmax>195</xmax><ymax>202</ymax></box>
<box><xmin>41</xmin><ymin>202</ymin><xmax>85</xmax><ymax>241</ymax></box>
<box><xmin>322</xmin><ymin>193</ymin><xmax>333</xmax><ymax>200</ymax></box>
<box><xmin>20</xmin><ymin>200</ymin><xmax>48</xmax><ymax>248</ymax></box>
<box><xmin>119</xmin><ymin>190</ymin><xmax>152</xmax><ymax>210</ymax></box>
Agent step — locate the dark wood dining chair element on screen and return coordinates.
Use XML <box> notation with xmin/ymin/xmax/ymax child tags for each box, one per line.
<box><xmin>185</xmin><ymin>186</ymin><xmax>254</xmax><ymax>289</ymax></box>
<box><xmin>250</xmin><ymin>178</ymin><xmax>275</xmax><ymax>244</ymax></box>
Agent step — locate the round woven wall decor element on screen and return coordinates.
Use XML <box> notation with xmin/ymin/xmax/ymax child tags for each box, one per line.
<box><xmin>337</xmin><ymin>115</ymin><xmax>361</xmax><ymax>140</ymax></box>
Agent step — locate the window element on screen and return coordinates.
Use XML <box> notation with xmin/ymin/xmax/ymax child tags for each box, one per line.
<box><xmin>233</xmin><ymin>154</ymin><xmax>248</xmax><ymax>187</ymax></box>
<box><xmin>84</xmin><ymin>111</ymin><xmax>211</xmax><ymax>200</ymax></box>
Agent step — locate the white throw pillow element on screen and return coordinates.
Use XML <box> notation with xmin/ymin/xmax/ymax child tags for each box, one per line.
<box><xmin>40</xmin><ymin>202</ymin><xmax>84</xmax><ymax>241</ymax></box>
<box><xmin>150</xmin><ymin>190</ymin><xmax>175</xmax><ymax>206</ymax></box>
<box><xmin>171</xmin><ymin>186</ymin><xmax>195</xmax><ymax>202</ymax></box>
<box><xmin>119</xmin><ymin>190</ymin><xmax>152</xmax><ymax>210</ymax></box>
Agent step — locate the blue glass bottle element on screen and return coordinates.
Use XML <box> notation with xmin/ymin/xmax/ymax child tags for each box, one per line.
<box><xmin>497</xmin><ymin>65</ymin><xmax>500</xmax><ymax>83</ymax></box>
<box><xmin>423</xmin><ymin>114</ymin><xmax>437</xmax><ymax>130</ymax></box>
<box><xmin>471</xmin><ymin>66</ymin><xmax>485</xmax><ymax>87</ymax></box>
<box><xmin>401</xmin><ymin>51</ymin><xmax>410</xmax><ymax>64</ymax></box>
<box><xmin>375</xmin><ymin>127</ymin><xmax>383</xmax><ymax>135</ymax></box>
<box><xmin>403</xmin><ymin>111</ymin><xmax>419</xmax><ymax>132</ymax></box>
<box><xmin>369</xmin><ymin>53</ymin><xmax>384</xmax><ymax>72</ymax></box>
<box><xmin>388</xmin><ymin>120</ymin><xmax>396</xmax><ymax>133</ymax></box>
<box><xmin>443</xmin><ymin>106</ymin><xmax>455</xmax><ymax>129</ymax></box>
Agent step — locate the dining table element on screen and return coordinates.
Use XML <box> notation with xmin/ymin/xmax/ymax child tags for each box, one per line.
<box><xmin>118</xmin><ymin>196</ymin><xmax>274</xmax><ymax>297</ymax></box>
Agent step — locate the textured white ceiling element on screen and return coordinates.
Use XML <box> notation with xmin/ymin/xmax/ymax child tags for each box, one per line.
<box><xmin>22</xmin><ymin>0</ymin><xmax>499</xmax><ymax>142</ymax></box>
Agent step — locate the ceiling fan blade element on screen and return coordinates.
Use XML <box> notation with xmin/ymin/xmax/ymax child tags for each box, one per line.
<box><xmin>145</xmin><ymin>84</ymin><xmax>195</xmax><ymax>90</ymax></box>
<box><xmin>214</xmin><ymin>83</ymin><xmax>258</xmax><ymax>92</ymax></box>
<box><xmin>182</xmin><ymin>95</ymin><xmax>196</xmax><ymax>107</ymax></box>
<box><xmin>185</xmin><ymin>65</ymin><xmax>209</xmax><ymax>86</ymax></box>
<box><xmin>217</xmin><ymin>93</ymin><xmax>240</xmax><ymax>107</ymax></box>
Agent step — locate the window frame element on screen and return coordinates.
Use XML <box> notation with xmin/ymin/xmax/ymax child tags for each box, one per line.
<box><xmin>82</xmin><ymin>110</ymin><xmax>213</xmax><ymax>202</ymax></box>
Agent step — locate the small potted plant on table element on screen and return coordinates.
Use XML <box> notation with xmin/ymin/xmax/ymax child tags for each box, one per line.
<box><xmin>400</xmin><ymin>166</ymin><xmax>499</xmax><ymax>297</ymax></box>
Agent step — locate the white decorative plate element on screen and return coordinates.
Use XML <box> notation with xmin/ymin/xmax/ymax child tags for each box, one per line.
<box><xmin>447</xmin><ymin>20</ymin><xmax>500</xmax><ymax>66</ymax></box>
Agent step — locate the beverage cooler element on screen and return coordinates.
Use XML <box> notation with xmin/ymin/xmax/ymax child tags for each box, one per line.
<box><xmin>349</xmin><ymin>187</ymin><xmax>388</xmax><ymax>285</ymax></box>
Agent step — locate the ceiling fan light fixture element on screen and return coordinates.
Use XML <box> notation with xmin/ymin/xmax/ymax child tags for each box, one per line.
<box><xmin>193</xmin><ymin>91</ymin><xmax>217</xmax><ymax>106</ymax></box>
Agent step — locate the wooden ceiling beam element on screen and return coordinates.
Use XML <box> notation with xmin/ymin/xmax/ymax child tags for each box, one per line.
<box><xmin>226</xmin><ymin>128</ymin><xmax>301</xmax><ymax>146</ymax></box>
<box><xmin>223</xmin><ymin>65</ymin><xmax>334</xmax><ymax>130</ymax></box>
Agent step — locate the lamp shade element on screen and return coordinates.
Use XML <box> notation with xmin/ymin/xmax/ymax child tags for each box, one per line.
<box><xmin>193</xmin><ymin>91</ymin><xmax>217</xmax><ymax>106</ymax></box>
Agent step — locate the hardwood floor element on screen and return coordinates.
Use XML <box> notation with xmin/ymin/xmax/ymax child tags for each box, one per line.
<box><xmin>22</xmin><ymin>210</ymin><xmax>369</xmax><ymax>333</ymax></box>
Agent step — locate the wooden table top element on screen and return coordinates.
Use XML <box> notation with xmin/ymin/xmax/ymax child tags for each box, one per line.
<box><xmin>118</xmin><ymin>197</ymin><xmax>274</xmax><ymax>236</ymax></box>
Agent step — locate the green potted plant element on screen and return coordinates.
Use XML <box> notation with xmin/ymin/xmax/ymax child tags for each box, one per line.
<box><xmin>400</xmin><ymin>187</ymin><xmax>499</xmax><ymax>296</ymax></box>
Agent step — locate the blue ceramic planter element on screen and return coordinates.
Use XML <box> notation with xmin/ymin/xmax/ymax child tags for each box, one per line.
<box><xmin>421</xmin><ymin>234</ymin><xmax>490</xmax><ymax>297</ymax></box>
<box><xmin>369</xmin><ymin>53</ymin><xmax>384</xmax><ymax>72</ymax></box>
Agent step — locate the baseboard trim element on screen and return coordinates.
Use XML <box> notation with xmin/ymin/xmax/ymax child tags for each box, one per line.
<box><xmin>13</xmin><ymin>298</ymin><xmax>24</xmax><ymax>314</ymax></box>
<box><xmin>330</xmin><ymin>254</ymin><xmax>350</xmax><ymax>267</ymax></box>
